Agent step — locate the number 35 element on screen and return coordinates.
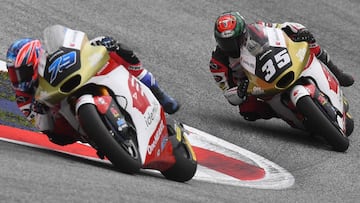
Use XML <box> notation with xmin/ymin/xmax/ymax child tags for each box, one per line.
<box><xmin>262</xmin><ymin>49</ymin><xmax>291</xmax><ymax>81</ymax></box>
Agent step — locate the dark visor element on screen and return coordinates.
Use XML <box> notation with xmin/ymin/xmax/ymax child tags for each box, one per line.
<box><xmin>8</xmin><ymin>64</ymin><xmax>34</xmax><ymax>84</ymax></box>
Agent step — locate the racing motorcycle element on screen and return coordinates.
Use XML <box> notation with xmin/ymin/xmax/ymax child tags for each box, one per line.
<box><xmin>239</xmin><ymin>24</ymin><xmax>354</xmax><ymax>152</ymax></box>
<box><xmin>34</xmin><ymin>25</ymin><xmax>197</xmax><ymax>182</ymax></box>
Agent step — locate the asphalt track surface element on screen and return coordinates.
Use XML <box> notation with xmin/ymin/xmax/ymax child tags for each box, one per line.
<box><xmin>0</xmin><ymin>0</ymin><xmax>359</xmax><ymax>202</ymax></box>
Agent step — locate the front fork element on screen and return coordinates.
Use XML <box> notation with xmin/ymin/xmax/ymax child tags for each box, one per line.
<box><xmin>288</xmin><ymin>80</ymin><xmax>344</xmax><ymax>132</ymax></box>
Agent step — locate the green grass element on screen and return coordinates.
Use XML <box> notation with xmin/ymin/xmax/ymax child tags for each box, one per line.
<box><xmin>0</xmin><ymin>109</ymin><xmax>34</xmax><ymax>128</ymax></box>
<box><xmin>0</xmin><ymin>71</ymin><xmax>34</xmax><ymax>129</ymax></box>
<box><xmin>0</xmin><ymin>70</ymin><xmax>7</xmax><ymax>80</ymax></box>
<box><xmin>0</xmin><ymin>71</ymin><xmax>15</xmax><ymax>101</ymax></box>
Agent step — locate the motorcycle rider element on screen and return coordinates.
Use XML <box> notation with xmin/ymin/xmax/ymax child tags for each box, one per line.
<box><xmin>6</xmin><ymin>36</ymin><xmax>180</xmax><ymax>145</ymax></box>
<box><xmin>210</xmin><ymin>11</ymin><xmax>355</xmax><ymax>121</ymax></box>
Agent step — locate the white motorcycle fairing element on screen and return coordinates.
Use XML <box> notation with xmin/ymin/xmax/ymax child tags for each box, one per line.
<box><xmin>75</xmin><ymin>66</ymin><xmax>166</xmax><ymax>165</ymax></box>
<box><xmin>238</xmin><ymin>25</ymin><xmax>351</xmax><ymax>151</ymax></box>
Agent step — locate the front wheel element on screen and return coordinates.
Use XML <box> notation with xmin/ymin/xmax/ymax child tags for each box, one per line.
<box><xmin>297</xmin><ymin>96</ymin><xmax>349</xmax><ymax>152</ymax></box>
<box><xmin>78</xmin><ymin>103</ymin><xmax>141</xmax><ymax>174</ymax></box>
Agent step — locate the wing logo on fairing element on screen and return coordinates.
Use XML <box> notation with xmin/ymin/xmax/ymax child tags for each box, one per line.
<box><xmin>128</xmin><ymin>75</ymin><xmax>150</xmax><ymax>114</ymax></box>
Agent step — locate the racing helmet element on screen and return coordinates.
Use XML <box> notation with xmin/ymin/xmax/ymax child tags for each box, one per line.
<box><xmin>6</xmin><ymin>38</ymin><xmax>42</xmax><ymax>91</ymax></box>
<box><xmin>214</xmin><ymin>11</ymin><xmax>247</xmax><ymax>58</ymax></box>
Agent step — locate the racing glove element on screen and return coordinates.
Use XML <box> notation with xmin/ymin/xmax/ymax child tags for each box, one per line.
<box><xmin>293</xmin><ymin>29</ymin><xmax>316</xmax><ymax>44</ymax></box>
<box><xmin>31</xmin><ymin>100</ymin><xmax>49</xmax><ymax>114</ymax></box>
<box><xmin>91</xmin><ymin>36</ymin><xmax>119</xmax><ymax>51</ymax></box>
<box><xmin>237</xmin><ymin>78</ymin><xmax>249</xmax><ymax>101</ymax></box>
<box><xmin>223</xmin><ymin>78</ymin><xmax>249</xmax><ymax>106</ymax></box>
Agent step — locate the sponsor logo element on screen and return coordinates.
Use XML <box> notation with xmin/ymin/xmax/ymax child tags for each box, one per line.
<box><xmin>214</xmin><ymin>75</ymin><xmax>223</xmax><ymax>82</ymax></box>
<box><xmin>128</xmin><ymin>65</ymin><xmax>141</xmax><ymax>70</ymax></box>
<box><xmin>209</xmin><ymin>62</ymin><xmax>219</xmax><ymax>70</ymax></box>
<box><xmin>88</xmin><ymin>52</ymin><xmax>104</xmax><ymax>68</ymax></box>
<box><xmin>160</xmin><ymin>137</ymin><xmax>168</xmax><ymax>151</ymax></box>
<box><xmin>293</xmin><ymin>89</ymin><xmax>299</xmax><ymax>97</ymax></box>
<box><xmin>110</xmin><ymin>107</ymin><xmax>120</xmax><ymax>118</ymax></box>
<box><xmin>296</xmin><ymin>48</ymin><xmax>306</xmax><ymax>62</ymax></box>
<box><xmin>241</xmin><ymin>57</ymin><xmax>255</xmax><ymax>69</ymax></box>
<box><xmin>217</xmin><ymin>15</ymin><xmax>237</xmax><ymax>38</ymax></box>
<box><xmin>259</xmin><ymin>50</ymin><xmax>272</xmax><ymax>61</ymax></box>
<box><xmin>252</xmin><ymin>86</ymin><xmax>265</xmax><ymax>95</ymax></box>
<box><xmin>147</xmin><ymin>120</ymin><xmax>165</xmax><ymax>155</ymax></box>
<box><xmin>48</xmin><ymin>51</ymin><xmax>76</xmax><ymax>84</ymax></box>
<box><xmin>144</xmin><ymin>103</ymin><xmax>158</xmax><ymax>127</ymax></box>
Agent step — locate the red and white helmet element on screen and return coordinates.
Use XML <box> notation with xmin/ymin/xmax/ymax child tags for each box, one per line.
<box><xmin>6</xmin><ymin>38</ymin><xmax>43</xmax><ymax>91</ymax></box>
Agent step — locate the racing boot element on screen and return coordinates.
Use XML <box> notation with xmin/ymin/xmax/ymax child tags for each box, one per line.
<box><xmin>343</xmin><ymin>96</ymin><xmax>354</xmax><ymax>137</ymax></box>
<box><xmin>140</xmin><ymin>71</ymin><xmax>180</xmax><ymax>114</ymax></box>
<box><xmin>317</xmin><ymin>49</ymin><xmax>354</xmax><ymax>87</ymax></box>
<box><xmin>45</xmin><ymin>132</ymin><xmax>78</xmax><ymax>146</ymax></box>
<box><xmin>150</xmin><ymin>86</ymin><xmax>180</xmax><ymax>114</ymax></box>
<box><xmin>345</xmin><ymin>112</ymin><xmax>354</xmax><ymax>137</ymax></box>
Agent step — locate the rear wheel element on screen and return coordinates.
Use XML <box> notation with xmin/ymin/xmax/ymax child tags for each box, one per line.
<box><xmin>343</xmin><ymin>96</ymin><xmax>354</xmax><ymax>137</ymax></box>
<box><xmin>161</xmin><ymin>125</ymin><xmax>197</xmax><ymax>182</ymax></box>
<box><xmin>297</xmin><ymin>96</ymin><xmax>349</xmax><ymax>152</ymax></box>
<box><xmin>78</xmin><ymin>103</ymin><xmax>141</xmax><ymax>173</ymax></box>
<box><xmin>345</xmin><ymin>112</ymin><xmax>354</xmax><ymax>137</ymax></box>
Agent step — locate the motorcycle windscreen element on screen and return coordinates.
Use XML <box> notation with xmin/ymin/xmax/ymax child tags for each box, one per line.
<box><xmin>43</xmin><ymin>25</ymin><xmax>86</xmax><ymax>54</ymax></box>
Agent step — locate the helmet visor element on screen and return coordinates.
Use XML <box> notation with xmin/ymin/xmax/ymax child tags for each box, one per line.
<box><xmin>8</xmin><ymin>64</ymin><xmax>34</xmax><ymax>84</ymax></box>
<box><xmin>216</xmin><ymin>30</ymin><xmax>247</xmax><ymax>58</ymax></box>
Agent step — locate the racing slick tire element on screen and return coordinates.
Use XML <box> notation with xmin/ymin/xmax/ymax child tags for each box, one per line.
<box><xmin>297</xmin><ymin>96</ymin><xmax>349</xmax><ymax>152</ymax></box>
<box><xmin>78</xmin><ymin>103</ymin><xmax>141</xmax><ymax>174</ymax></box>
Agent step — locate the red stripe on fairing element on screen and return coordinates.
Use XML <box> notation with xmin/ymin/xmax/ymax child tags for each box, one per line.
<box><xmin>192</xmin><ymin>146</ymin><xmax>265</xmax><ymax>180</ymax></box>
<box><xmin>0</xmin><ymin>125</ymin><xmax>99</xmax><ymax>158</ymax></box>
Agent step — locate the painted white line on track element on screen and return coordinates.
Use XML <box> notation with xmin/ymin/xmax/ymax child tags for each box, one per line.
<box><xmin>1</xmin><ymin>125</ymin><xmax>295</xmax><ymax>189</ymax></box>
<box><xmin>0</xmin><ymin>60</ymin><xmax>6</xmax><ymax>72</ymax></box>
<box><xmin>184</xmin><ymin>125</ymin><xmax>295</xmax><ymax>189</ymax></box>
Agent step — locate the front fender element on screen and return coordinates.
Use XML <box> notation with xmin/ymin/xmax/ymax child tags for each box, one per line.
<box><xmin>290</xmin><ymin>84</ymin><xmax>313</xmax><ymax>106</ymax></box>
<box><xmin>75</xmin><ymin>94</ymin><xmax>95</xmax><ymax>115</ymax></box>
